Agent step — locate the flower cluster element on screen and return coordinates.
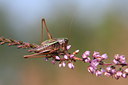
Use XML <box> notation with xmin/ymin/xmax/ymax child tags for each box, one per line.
<box><xmin>83</xmin><ymin>51</ymin><xmax>128</xmax><ymax>80</ymax></box>
<box><xmin>43</xmin><ymin>45</ymin><xmax>81</xmax><ymax>69</ymax></box>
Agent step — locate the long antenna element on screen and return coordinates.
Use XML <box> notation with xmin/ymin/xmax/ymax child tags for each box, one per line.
<box><xmin>67</xmin><ymin>17</ymin><xmax>74</xmax><ymax>41</ymax></box>
<box><xmin>41</xmin><ymin>18</ymin><xmax>53</xmax><ymax>41</ymax></box>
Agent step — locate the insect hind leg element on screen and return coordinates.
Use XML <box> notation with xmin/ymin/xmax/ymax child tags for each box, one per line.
<box><xmin>24</xmin><ymin>53</ymin><xmax>50</xmax><ymax>58</ymax></box>
<box><xmin>41</xmin><ymin>18</ymin><xmax>53</xmax><ymax>41</ymax></box>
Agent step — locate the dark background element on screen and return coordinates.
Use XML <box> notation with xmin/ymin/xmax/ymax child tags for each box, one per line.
<box><xmin>0</xmin><ymin>0</ymin><xmax>128</xmax><ymax>85</ymax></box>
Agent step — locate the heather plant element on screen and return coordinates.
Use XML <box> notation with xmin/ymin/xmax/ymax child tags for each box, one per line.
<box><xmin>0</xmin><ymin>36</ymin><xmax>128</xmax><ymax>80</ymax></box>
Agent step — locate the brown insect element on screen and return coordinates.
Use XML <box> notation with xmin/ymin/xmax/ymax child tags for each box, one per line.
<box><xmin>24</xmin><ymin>19</ymin><xmax>70</xmax><ymax>59</ymax></box>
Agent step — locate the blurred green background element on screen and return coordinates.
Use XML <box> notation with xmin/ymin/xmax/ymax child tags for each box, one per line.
<box><xmin>1</xmin><ymin>0</ymin><xmax>128</xmax><ymax>85</ymax></box>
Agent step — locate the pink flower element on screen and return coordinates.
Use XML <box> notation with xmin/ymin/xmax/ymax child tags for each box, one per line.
<box><xmin>101</xmin><ymin>54</ymin><xmax>108</xmax><ymax>60</ymax></box>
<box><xmin>68</xmin><ymin>63</ymin><xmax>75</xmax><ymax>69</ymax></box>
<box><xmin>96</xmin><ymin>70</ymin><xmax>103</xmax><ymax>76</ymax></box>
<box><xmin>64</xmin><ymin>55</ymin><xmax>68</xmax><ymax>59</ymax></box>
<box><xmin>93</xmin><ymin>51</ymin><xmax>100</xmax><ymax>58</ymax></box>
<box><xmin>104</xmin><ymin>72</ymin><xmax>111</xmax><ymax>77</ymax></box>
<box><xmin>67</xmin><ymin>45</ymin><xmax>71</xmax><ymax>50</ymax></box>
<box><xmin>122</xmin><ymin>73</ymin><xmax>127</xmax><ymax>78</ymax></box>
<box><xmin>55</xmin><ymin>56</ymin><xmax>60</xmax><ymax>60</ymax></box>
<box><xmin>82</xmin><ymin>51</ymin><xmax>90</xmax><ymax>59</ymax></box>
<box><xmin>114</xmin><ymin>71</ymin><xmax>123</xmax><ymax>80</ymax></box>
<box><xmin>84</xmin><ymin>57</ymin><xmax>91</xmax><ymax>63</ymax></box>
<box><xmin>88</xmin><ymin>66</ymin><xmax>96</xmax><ymax>74</ymax></box>
<box><xmin>90</xmin><ymin>59</ymin><xmax>99</xmax><ymax>68</ymax></box>
<box><xmin>124</xmin><ymin>68</ymin><xmax>128</xmax><ymax>73</ymax></box>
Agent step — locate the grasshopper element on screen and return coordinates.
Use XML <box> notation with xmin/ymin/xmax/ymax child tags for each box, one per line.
<box><xmin>24</xmin><ymin>19</ymin><xmax>70</xmax><ymax>59</ymax></box>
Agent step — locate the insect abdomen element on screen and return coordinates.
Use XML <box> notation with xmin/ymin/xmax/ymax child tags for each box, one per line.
<box><xmin>29</xmin><ymin>42</ymin><xmax>60</xmax><ymax>53</ymax></box>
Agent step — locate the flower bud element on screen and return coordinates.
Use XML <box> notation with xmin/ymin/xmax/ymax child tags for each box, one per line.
<box><xmin>114</xmin><ymin>71</ymin><xmax>122</xmax><ymax>80</ymax></box>
<box><xmin>119</xmin><ymin>55</ymin><xmax>125</xmax><ymax>61</ymax></box>
<box><xmin>93</xmin><ymin>51</ymin><xmax>100</xmax><ymax>58</ymax></box>
<box><xmin>55</xmin><ymin>56</ymin><xmax>60</xmax><ymax>60</ymax></box>
<box><xmin>90</xmin><ymin>59</ymin><xmax>99</xmax><ymax>68</ymax></box>
<box><xmin>124</xmin><ymin>68</ymin><xmax>128</xmax><ymax>73</ymax></box>
<box><xmin>59</xmin><ymin>63</ymin><xmax>62</xmax><ymax>67</ymax></box>
<box><xmin>114</xmin><ymin>54</ymin><xmax>120</xmax><ymax>60</ymax></box>
<box><xmin>70</xmin><ymin>54</ymin><xmax>74</xmax><ymax>58</ymax></box>
<box><xmin>67</xmin><ymin>45</ymin><xmax>71</xmax><ymax>50</ymax></box>
<box><xmin>84</xmin><ymin>57</ymin><xmax>91</xmax><ymax>63</ymax></box>
<box><xmin>106</xmin><ymin>67</ymin><xmax>112</xmax><ymax>72</ymax></box>
<box><xmin>73</xmin><ymin>50</ymin><xmax>79</xmax><ymax>55</ymax></box>
<box><xmin>111</xmin><ymin>69</ymin><xmax>116</xmax><ymax>74</ymax></box>
<box><xmin>104</xmin><ymin>72</ymin><xmax>111</xmax><ymax>77</ymax></box>
<box><xmin>96</xmin><ymin>70</ymin><xmax>103</xmax><ymax>76</ymax></box>
<box><xmin>113</xmin><ymin>59</ymin><xmax>119</xmax><ymax>64</ymax></box>
<box><xmin>64</xmin><ymin>55</ymin><xmax>68</xmax><ymax>59</ymax></box>
<box><xmin>51</xmin><ymin>60</ymin><xmax>56</xmax><ymax>64</ymax></box>
<box><xmin>62</xmin><ymin>62</ymin><xmax>66</xmax><ymax>67</ymax></box>
<box><xmin>101</xmin><ymin>54</ymin><xmax>108</xmax><ymax>60</ymax></box>
<box><xmin>88</xmin><ymin>66</ymin><xmax>96</xmax><ymax>74</ymax></box>
<box><xmin>68</xmin><ymin>62</ymin><xmax>74</xmax><ymax>69</ymax></box>
<box><xmin>122</xmin><ymin>73</ymin><xmax>127</xmax><ymax>78</ymax></box>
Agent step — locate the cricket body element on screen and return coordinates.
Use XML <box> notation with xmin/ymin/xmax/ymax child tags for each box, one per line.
<box><xmin>24</xmin><ymin>19</ymin><xmax>69</xmax><ymax>58</ymax></box>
